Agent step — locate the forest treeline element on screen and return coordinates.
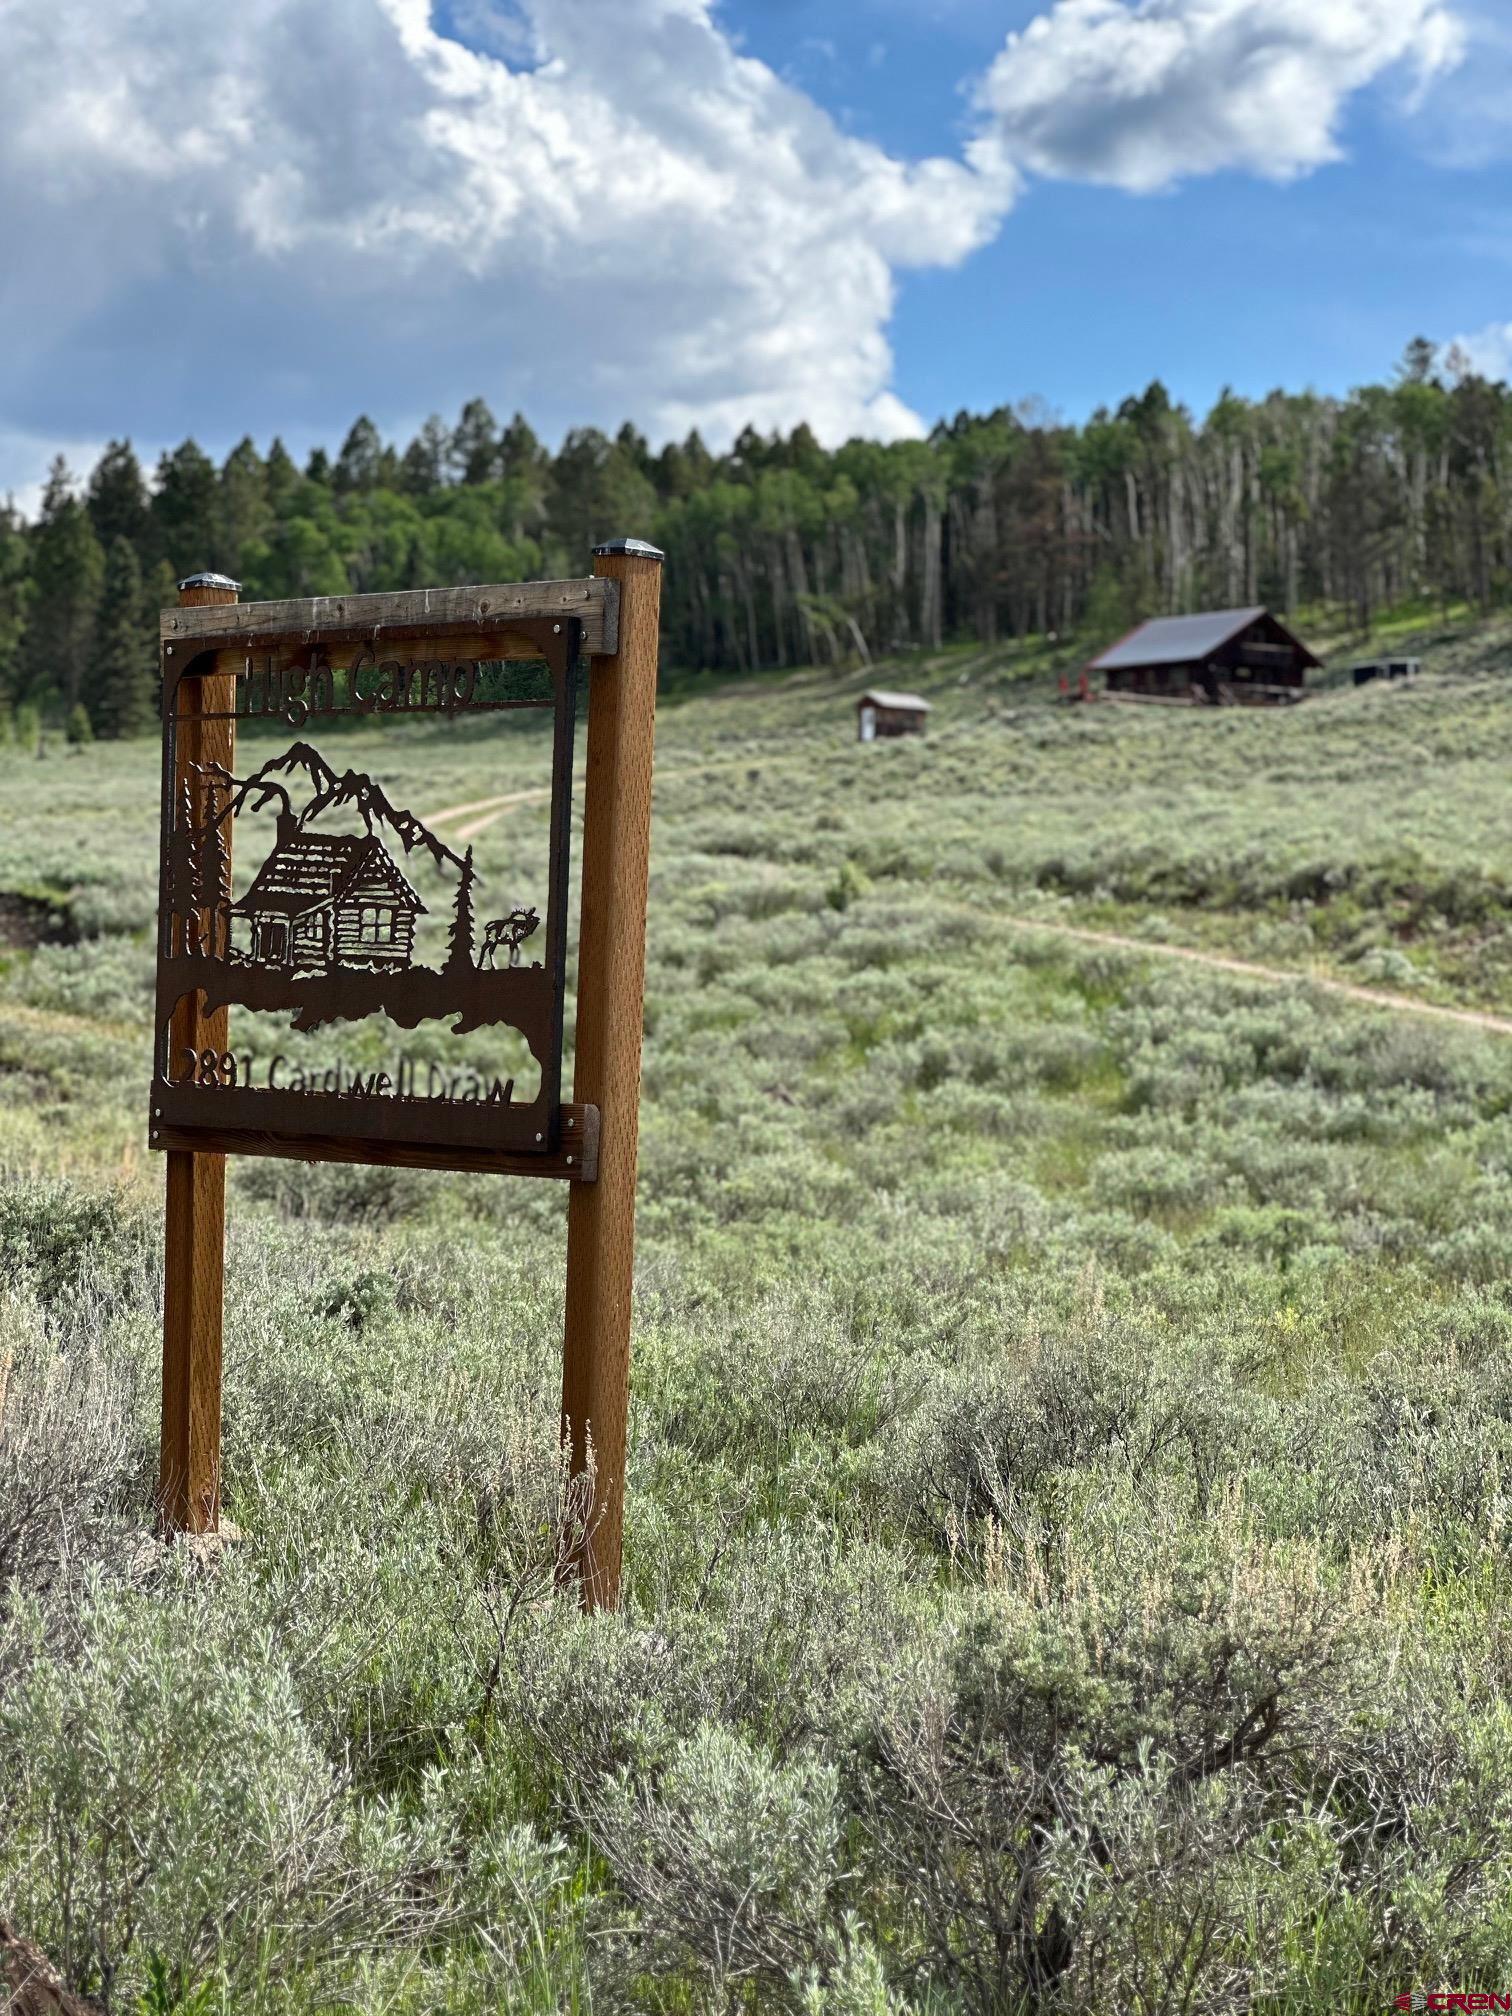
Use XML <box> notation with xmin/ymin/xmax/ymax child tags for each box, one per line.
<box><xmin>3</xmin><ymin>337</ymin><xmax>1509</xmax><ymax>737</ymax></box>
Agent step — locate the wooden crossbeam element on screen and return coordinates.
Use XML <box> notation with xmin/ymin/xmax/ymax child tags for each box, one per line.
<box><xmin>162</xmin><ymin>577</ymin><xmax>620</xmax><ymax>658</ymax></box>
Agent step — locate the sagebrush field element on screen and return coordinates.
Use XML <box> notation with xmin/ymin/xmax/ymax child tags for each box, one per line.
<box><xmin>3</xmin><ymin>616</ymin><xmax>1512</xmax><ymax>2013</ymax></box>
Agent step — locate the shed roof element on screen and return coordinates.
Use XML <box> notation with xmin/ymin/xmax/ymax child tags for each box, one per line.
<box><xmin>230</xmin><ymin>830</ymin><xmax>425</xmax><ymax>920</ymax></box>
<box><xmin>858</xmin><ymin>689</ymin><xmax>932</xmax><ymax>712</ymax></box>
<box><xmin>1088</xmin><ymin>607</ymin><xmax>1317</xmax><ymax>672</ymax></box>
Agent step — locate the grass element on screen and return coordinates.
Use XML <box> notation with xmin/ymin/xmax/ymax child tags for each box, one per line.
<box><xmin>1</xmin><ymin>604</ymin><xmax>1512</xmax><ymax>2011</ymax></box>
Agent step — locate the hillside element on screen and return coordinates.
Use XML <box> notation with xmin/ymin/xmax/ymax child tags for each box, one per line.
<box><xmin>7</xmin><ymin>347</ymin><xmax>1512</xmax><ymax>732</ymax></box>
<box><xmin>2</xmin><ymin>613</ymin><xmax>1512</xmax><ymax>2010</ymax></box>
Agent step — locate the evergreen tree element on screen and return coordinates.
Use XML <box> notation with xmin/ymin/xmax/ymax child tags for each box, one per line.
<box><xmin>549</xmin><ymin>427</ymin><xmax>658</xmax><ymax>558</ymax></box>
<box><xmin>451</xmin><ymin>398</ymin><xmax>500</xmax><ymax>485</ymax></box>
<box><xmin>547</xmin><ymin>427</ymin><xmax>607</xmax><ymax>559</ymax></box>
<box><xmin>0</xmin><ymin>504</ymin><xmax>32</xmax><ymax>703</ymax></box>
<box><xmin>144</xmin><ymin>559</ymin><xmax>178</xmax><ymax>617</ymax></box>
<box><xmin>152</xmin><ymin>440</ymin><xmax>219</xmax><ymax>578</ymax></box>
<box><xmin>500</xmin><ymin>412</ymin><xmax>546</xmax><ymax>480</ymax></box>
<box><xmin>400</xmin><ymin>415</ymin><xmax>452</xmax><ymax>495</ymax></box>
<box><xmin>680</xmin><ymin>429</ymin><xmax>714</xmax><ymax>488</ymax></box>
<box><xmin>615</xmin><ymin>420</ymin><xmax>652</xmax><ymax>477</ymax></box>
<box><xmin>220</xmin><ymin>437</ymin><xmax>270</xmax><ymax>579</ymax></box>
<box><xmin>86</xmin><ymin>440</ymin><xmax>151</xmax><ymax>556</ymax></box>
<box><xmin>264</xmin><ymin>438</ymin><xmax>301</xmax><ymax>517</ymax></box>
<box><xmin>729</xmin><ymin>425</ymin><xmax>774</xmax><ymax>478</ymax></box>
<box><xmin>499</xmin><ymin>412</ymin><xmax>549</xmax><ymax>542</ymax></box>
<box><xmin>92</xmin><ymin>537</ymin><xmax>154</xmax><ymax>738</ymax></box>
<box><xmin>25</xmin><ymin>459</ymin><xmax>104</xmax><ymax>715</ymax></box>
<box><xmin>791</xmin><ymin>422</ymin><xmax>827</xmax><ymax>478</ymax></box>
<box><xmin>654</xmin><ymin>431</ymin><xmax>712</xmax><ymax>500</ymax></box>
<box><xmin>335</xmin><ymin>416</ymin><xmax>384</xmax><ymax>494</ymax></box>
<box><xmin>144</xmin><ymin>558</ymin><xmax>178</xmax><ymax>718</ymax></box>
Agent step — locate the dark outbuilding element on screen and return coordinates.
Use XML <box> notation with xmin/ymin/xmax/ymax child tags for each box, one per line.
<box><xmin>1089</xmin><ymin>607</ymin><xmax>1320</xmax><ymax>704</ymax></box>
<box><xmin>857</xmin><ymin>689</ymin><xmax>931</xmax><ymax>741</ymax></box>
<box><xmin>1351</xmin><ymin>657</ymin><xmax>1420</xmax><ymax>686</ymax></box>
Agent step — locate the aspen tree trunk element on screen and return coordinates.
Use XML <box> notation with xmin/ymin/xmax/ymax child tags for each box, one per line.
<box><xmin>920</xmin><ymin>492</ymin><xmax>943</xmax><ymax>650</ymax></box>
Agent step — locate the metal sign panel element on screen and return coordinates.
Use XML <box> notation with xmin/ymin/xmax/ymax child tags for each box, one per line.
<box><xmin>150</xmin><ymin>614</ymin><xmax>582</xmax><ymax>1173</ymax></box>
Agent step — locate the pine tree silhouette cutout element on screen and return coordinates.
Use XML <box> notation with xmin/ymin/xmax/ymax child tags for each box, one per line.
<box><xmin>168</xmin><ymin>779</ymin><xmax>201</xmax><ymax>956</ymax></box>
<box><xmin>445</xmin><ymin>846</ymin><xmax>477</xmax><ymax>974</ymax></box>
<box><xmin>198</xmin><ymin>774</ymin><xmax>229</xmax><ymax>960</ymax></box>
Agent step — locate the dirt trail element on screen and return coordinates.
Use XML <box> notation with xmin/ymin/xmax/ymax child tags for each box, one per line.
<box><xmin>431</xmin><ymin>785</ymin><xmax>555</xmax><ymax>842</ymax></box>
<box><xmin>422</xmin><ymin>757</ymin><xmax>761</xmax><ymax>842</ymax></box>
<box><xmin>990</xmin><ymin>914</ymin><xmax>1512</xmax><ymax>1037</ymax></box>
<box><xmin>422</xmin><ymin>767</ymin><xmax>1512</xmax><ymax>1039</ymax></box>
<box><xmin>422</xmin><ymin>785</ymin><xmax>551</xmax><ymax>826</ymax></box>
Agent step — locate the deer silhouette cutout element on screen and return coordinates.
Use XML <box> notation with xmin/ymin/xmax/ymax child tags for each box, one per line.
<box><xmin>480</xmin><ymin>906</ymin><xmax>540</xmax><ymax>969</ymax></box>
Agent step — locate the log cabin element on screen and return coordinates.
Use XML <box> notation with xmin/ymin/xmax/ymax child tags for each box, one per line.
<box><xmin>1089</xmin><ymin>608</ymin><xmax>1320</xmax><ymax>703</ymax></box>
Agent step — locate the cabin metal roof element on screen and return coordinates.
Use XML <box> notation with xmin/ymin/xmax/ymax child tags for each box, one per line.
<box><xmin>230</xmin><ymin>830</ymin><xmax>425</xmax><ymax>920</ymax></box>
<box><xmin>1089</xmin><ymin>608</ymin><xmax>1271</xmax><ymax>671</ymax></box>
<box><xmin>857</xmin><ymin>689</ymin><xmax>932</xmax><ymax>712</ymax></box>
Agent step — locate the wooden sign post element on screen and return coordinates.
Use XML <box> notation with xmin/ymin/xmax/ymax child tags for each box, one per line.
<box><xmin>159</xmin><ymin>570</ymin><xmax>240</xmax><ymax>1534</ymax></box>
<box><xmin>151</xmin><ymin>544</ymin><xmax>663</xmax><ymax>1609</ymax></box>
<box><xmin>563</xmin><ymin>540</ymin><xmax>663</xmax><ymax>1608</ymax></box>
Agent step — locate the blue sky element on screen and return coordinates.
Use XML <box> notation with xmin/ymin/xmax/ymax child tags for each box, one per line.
<box><xmin>0</xmin><ymin>0</ymin><xmax>1507</xmax><ymax>504</ymax></box>
<box><xmin>724</xmin><ymin>0</ymin><xmax>1512</xmax><ymax>424</ymax></box>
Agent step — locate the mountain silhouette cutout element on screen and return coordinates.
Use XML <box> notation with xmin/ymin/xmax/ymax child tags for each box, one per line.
<box><xmin>197</xmin><ymin>744</ymin><xmax>467</xmax><ymax>874</ymax></box>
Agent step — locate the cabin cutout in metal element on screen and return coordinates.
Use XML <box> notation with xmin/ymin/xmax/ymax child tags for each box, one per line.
<box><xmin>1088</xmin><ymin>608</ymin><xmax>1321</xmax><ymax>705</ymax></box>
<box><xmin>231</xmin><ymin>818</ymin><xmax>426</xmax><ymax>974</ymax></box>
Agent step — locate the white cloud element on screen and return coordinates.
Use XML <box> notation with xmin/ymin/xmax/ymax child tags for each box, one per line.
<box><xmin>2</xmin><ymin>0</ymin><xmax>1493</xmax><ymax>504</ymax></box>
<box><xmin>0</xmin><ymin>0</ymin><xmax>1017</xmax><ymax>497</ymax></box>
<box><xmin>1451</xmin><ymin>322</ymin><xmax>1512</xmax><ymax>380</ymax></box>
<box><xmin>1412</xmin><ymin>5</ymin><xmax>1512</xmax><ymax>168</ymax></box>
<box><xmin>0</xmin><ymin>430</ymin><xmax>107</xmax><ymax>519</ymax></box>
<box><xmin>972</xmin><ymin>0</ymin><xmax>1467</xmax><ymax>193</ymax></box>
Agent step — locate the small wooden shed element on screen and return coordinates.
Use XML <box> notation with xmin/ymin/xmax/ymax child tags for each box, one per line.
<box><xmin>1089</xmin><ymin>608</ymin><xmax>1320</xmax><ymax>704</ymax></box>
<box><xmin>857</xmin><ymin>689</ymin><xmax>931</xmax><ymax>742</ymax></box>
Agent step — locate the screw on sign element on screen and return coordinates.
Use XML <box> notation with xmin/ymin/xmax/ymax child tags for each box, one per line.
<box><xmin>150</xmin><ymin>545</ymin><xmax>664</xmax><ymax>1610</ymax></box>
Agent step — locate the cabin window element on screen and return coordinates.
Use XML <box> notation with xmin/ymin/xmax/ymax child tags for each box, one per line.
<box><xmin>359</xmin><ymin>906</ymin><xmax>394</xmax><ymax>945</ymax></box>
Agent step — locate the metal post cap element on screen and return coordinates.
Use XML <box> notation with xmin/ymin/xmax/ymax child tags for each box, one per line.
<box><xmin>176</xmin><ymin>571</ymin><xmax>242</xmax><ymax>593</ymax></box>
<box><xmin>592</xmin><ymin>538</ymin><xmax>664</xmax><ymax>563</ymax></box>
